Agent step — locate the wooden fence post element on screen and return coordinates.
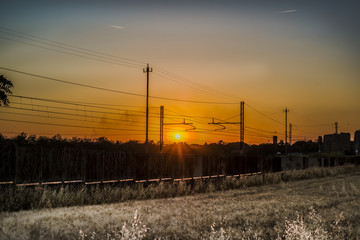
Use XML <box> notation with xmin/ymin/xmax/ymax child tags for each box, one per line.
<box><xmin>40</xmin><ymin>146</ymin><xmax>43</xmax><ymax>184</ymax></box>
<box><xmin>15</xmin><ymin>143</ymin><xmax>19</xmax><ymax>184</ymax></box>
<box><xmin>82</xmin><ymin>150</ymin><xmax>86</xmax><ymax>184</ymax></box>
<box><xmin>102</xmin><ymin>151</ymin><xmax>105</xmax><ymax>183</ymax></box>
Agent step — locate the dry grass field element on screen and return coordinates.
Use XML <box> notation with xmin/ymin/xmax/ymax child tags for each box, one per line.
<box><xmin>1</xmin><ymin>167</ymin><xmax>360</xmax><ymax>239</ymax></box>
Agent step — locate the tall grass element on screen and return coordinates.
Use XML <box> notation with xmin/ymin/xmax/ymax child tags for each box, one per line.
<box><xmin>78</xmin><ymin>210</ymin><xmax>149</xmax><ymax>240</ymax></box>
<box><xmin>1</xmin><ymin>165</ymin><xmax>359</xmax><ymax>212</ymax></box>
<box><xmin>1</xmin><ymin>168</ymin><xmax>359</xmax><ymax>240</ymax></box>
<box><xmin>77</xmin><ymin>208</ymin><xmax>349</xmax><ymax>240</ymax></box>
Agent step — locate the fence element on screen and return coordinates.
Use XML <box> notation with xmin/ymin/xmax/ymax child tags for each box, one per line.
<box><xmin>0</xmin><ymin>143</ymin><xmax>359</xmax><ymax>184</ymax></box>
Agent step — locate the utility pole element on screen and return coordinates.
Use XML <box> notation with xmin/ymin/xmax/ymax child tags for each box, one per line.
<box><xmin>160</xmin><ymin>106</ymin><xmax>164</xmax><ymax>152</ymax></box>
<box><xmin>240</xmin><ymin>101</ymin><xmax>245</xmax><ymax>149</ymax></box>
<box><xmin>284</xmin><ymin>108</ymin><xmax>289</xmax><ymax>154</ymax></box>
<box><xmin>284</xmin><ymin>108</ymin><xmax>289</xmax><ymax>145</ymax></box>
<box><xmin>143</xmin><ymin>64</ymin><xmax>152</xmax><ymax>154</ymax></box>
<box><xmin>289</xmin><ymin>123</ymin><xmax>292</xmax><ymax>145</ymax></box>
<box><xmin>335</xmin><ymin>122</ymin><xmax>338</xmax><ymax>134</ymax></box>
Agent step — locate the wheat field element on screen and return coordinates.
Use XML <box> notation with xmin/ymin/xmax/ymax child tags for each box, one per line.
<box><xmin>1</xmin><ymin>167</ymin><xmax>360</xmax><ymax>239</ymax></box>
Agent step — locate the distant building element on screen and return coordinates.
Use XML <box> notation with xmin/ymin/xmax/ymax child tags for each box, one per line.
<box><xmin>318</xmin><ymin>136</ymin><xmax>323</xmax><ymax>153</ymax></box>
<box><xmin>318</xmin><ymin>136</ymin><xmax>323</xmax><ymax>144</ymax></box>
<box><xmin>323</xmin><ymin>133</ymin><xmax>351</xmax><ymax>153</ymax></box>
<box><xmin>273</xmin><ymin>136</ymin><xmax>278</xmax><ymax>145</ymax></box>
<box><xmin>355</xmin><ymin>130</ymin><xmax>360</xmax><ymax>154</ymax></box>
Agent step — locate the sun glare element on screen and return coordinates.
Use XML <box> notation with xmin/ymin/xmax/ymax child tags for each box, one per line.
<box><xmin>175</xmin><ymin>134</ymin><xmax>181</xmax><ymax>140</ymax></box>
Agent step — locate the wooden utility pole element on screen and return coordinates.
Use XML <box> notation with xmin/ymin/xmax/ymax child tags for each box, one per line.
<box><xmin>160</xmin><ymin>106</ymin><xmax>164</xmax><ymax>152</ymax></box>
<box><xmin>284</xmin><ymin>108</ymin><xmax>289</xmax><ymax>154</ymax></box>
<box><xmin>335</xmin><ymin>122</ymin><xmax>338</xmax><ymax>134</ymax></box>
<box><xmin>289</xmin><ymin>123</ymin><xmax>292</xmax><ymax>145</ymax></box>
<box><xmin>240</xmin><ymin>101</ymin><xmax>245</xmax><ymax>149</ymax></box>
<box><xmin>143</xmin><ymin>64</ymin><xmax>152</xmax><ymax>154</ymax></box>
<box><xmin>284</xmin><ymin>108</ymin><xmax>289</xmax><ymax>145</ymax></box>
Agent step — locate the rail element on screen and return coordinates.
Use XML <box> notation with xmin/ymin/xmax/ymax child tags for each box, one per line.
<box><xmin>0</xmin><ymin>172</ymin><xmax>265</xmax><ymax>187</ymax></box>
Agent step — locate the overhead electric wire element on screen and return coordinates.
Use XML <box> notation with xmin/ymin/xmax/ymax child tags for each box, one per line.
<box><xmin>245</xmin><ymin>126</ymin><xmax>285</xmax><ymax>136</ymax></box>
<box><xmin>174</xmin><ymin>129</ymin><xmax>240</xmax><ymax>138</ymax></box>
<box><xmin>223</xmin><ymin>113</ymin><xmax>240</xmax><ymax>121</ymax></box>
<box><xmin>0</xmin><ymin>26</ymin><xmax>146</xmax><ymax>65</ymax></box>
<box><xmin>246</xmin><ymin>103</ymin><xmax>283</xmax><ymax>125</ymax></box>
<box><xmin>1</xmin><ymin>110</ymin><xmax>160</xmax><ymax>130</ymax></box>
<box><xmin>154</xmin><ymin>72</ymin><xmax>239</xmax><ymax>102</ymax></box>
<box><xmin>0</xmin><ymin>131</ymin><xmax>154</xmax><ymax>137</ymax></box>
<box><xmin>0</xmin><ymin>118</ymin><xmax>156</xmax><ymax>132</ymax></box>
<box><xmin>1</xmin><ymin>28</ymin><xmax>314</xmax><ymax>142</ymax></box>
<box><xmin>0</xmin><ymin>35</ymin><xmax>142</xmax><ymax>69</ymax></box>
<box><xmin>2</xmin><ymin>105</ymin><xmax>160</xmax><ymax>126</ymax></box>
<box><xmin>0</xmin><ymin>118</ymin><xmax>144</xmax><ymax>132</ymax></box>
<box><xmin>0</xmin><ymin>27</ymin><xmax>249</xmax><ymax>107</ymax></box>
<box><xmin>290</xmin><ymin>110</ymin><xmax>331</xmax><ymax>126</ymax></box>
<box><xmin>164</xmin><ymin>115</ymin><xmax>210</xmax><ymax>125</ymax></box>
<box><xmin>292</xmin><ymin>126</ymin><xmax>318</xmax><ymax>136</ymax></box>
<box><xmin>1</xmin><ymin>26</ymin><xmax>243</xmax><ymax>103</ymax></box>
<box><xmin>165</xmin><ymin>109</ymin><xmax>213</xmax><ymax>119</ymax></box>
<box><xmin>153</xmin><ymin>65</ymin><xmax>240</xmax><ymax>101</ymax></box>
<box><xmin>10</xmin><ymin>95</ymin><xmax>156</xmax><ymax>111</ymax></box>
<box><xmin>0</xmin><ymin>26</ymin><xmax>295</xmax><ymax>114</ymax></box>
<box><xmin>0</xmin><ymin>28</ymin><xmax>144</xmax><ymax>68</ymax></box>
<box><xmin>9</xmin><ymin>101</ymin><xmax>161</xmax><ymax>119</ymax></box>
<box><xmin>245</xmin><ymin>129</ymin><xmax>273</xmax><ymax>138</ymax></box>
<box><xmin>188</xmin><ymin>128</ymin><xmax>270</xmax><ymax>141</ymax></box>
<box><xmin>0</xmin><ymin>67</ymin><xmax>239</xmax><ymax>105</ymax></box>
<box><xmin>294</xmin><ymin>123</ymin><xmax>333</xmax><ymax>128</ymax></box>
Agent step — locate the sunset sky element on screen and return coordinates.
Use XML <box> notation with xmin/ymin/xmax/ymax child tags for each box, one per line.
<box><xmin>0</xmin><ymin>0</ymin><xmax>359</xmax><ymax>144</ymax></box>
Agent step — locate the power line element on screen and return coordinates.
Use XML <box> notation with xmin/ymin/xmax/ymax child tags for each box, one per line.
<box><xmin>1</xmin><ymin>105</ymin><xmax>160</xmax><ymax>126</ymax></box>
<box><xmin>0</xmin><ymin>118</ymin><xmax>154</xmax><ymax>132</ymax></box>
<box><xmin>245</xmin><ymin>126</ymin><xmax>284</xmax><ymax>136</ymax></box>
<box><xmin>0</xmin><ymin>67</ymin><xmax>239</xmax><ymax>105</ymax></box>
<box><xmin>291</xmin><ymin>126</ymin><xmax>318</xmax><ymax>136</ymax></box>
<box><xmin>223</xmin><ymin>113</ymin><xmax>240</xmax><ymax>121</ymax></box>
<box><xmin>153</xmin><ymin>65</ymin><xmax>240</xmax><ymax>101</ymax></box>
<box><xmin>0</xmin><ymin>26</ymin><xmax>300</xmax><ymax>113</ymax></box>
<box><xmin>154</xmin><ymin>72</ymin><xmax>238</xmax><ymax>102</ymax></box>
<box><xmin>9</xmin><ymin>100</ymin><xmax>161</xmax><ymax>119</ymax></box>
<box><xmin>0</xmin><ymin>66</ymin><xmax>147</xmax><ymax>96</ymax></box>
<box><xmin>9</xmin><ymin>101</ymin><xmax>149</xmax><ymax>118</ymax></box>
<box><xmin>0</xmin><ymin>35</ymin><xmax>142</xmax><ymax>69</ymax></box>
<box><xmin>291</xmin><ymin>110</ymin><xmax>329</xmax><ymax>125</ymax></box>
<box><xmin>164</xmin><ymin>114</ymin><xmax>211</xmax><ymax>125</ymax></box>
<box><xmin>0</xmin><ymin>27</ymin><xmax>144</xmax><ymax>68</ymax></box>
<box><xmin>0</xmin><ymin>26</ymin><xmax>146</xmax><ymax>65</ymax></box>
<box><xmin>0</xmin><ymin>131</ymin><xmax>153</xmax><ymax>137</ymax></box>
<box><xmin>9</xmin><ymin>94</ymin><xmax>156</xmax><ymax>110</ymax></box>
<box><xmin>245</xmin><ymin>129</ymin><xmax>273</xmax><ymax>139</ymax></box>
<box><xmin>164</xmin><ymin>109</ymin><xmax>213</xmax><ymax>121</ymax></box>
<box><xmin>1</xmin><ymin>110</ymin><xmax>160</xmax><ymax>130</ymax></box>
<box><xmin>0</xmin><ymin>26</ymin><xmax>243</xmax><ymax>103</ymax></box>
<box><xmin>246</xmin><ymin>103</ymin><xmax>283</xmax><ymax>125</ymax></box>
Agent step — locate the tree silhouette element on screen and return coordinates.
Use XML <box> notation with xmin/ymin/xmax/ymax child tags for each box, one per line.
<box><xmin>0</xmin><ymin>75</ymin><xmax>13</xmax><ymax>106</ymax></box>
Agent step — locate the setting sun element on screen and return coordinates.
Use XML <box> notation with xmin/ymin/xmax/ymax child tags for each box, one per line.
<box><xmin>175</xmin><ymin>134</ymin><xmax>181</xmax><ymax>140</ymax></box>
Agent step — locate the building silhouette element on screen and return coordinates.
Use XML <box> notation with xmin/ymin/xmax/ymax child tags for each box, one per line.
<box><xmin>323</xmin><ymin>133</ymin><xmax>351</xmax><ymax>153</ymax></box>
<box><xmin>355</xmin><ymin>130</ymin><xmax>360</xmax><ymax>155</ymax></box>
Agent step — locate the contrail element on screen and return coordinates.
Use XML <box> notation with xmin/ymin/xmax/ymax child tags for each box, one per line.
<box><xmin>279</xmin><ymin>10</ymin><xmax>297</xmax><ymax>14</ymax></box>
<box><xmin>109</xmin><ymin>25</ymin><xmax>124</xmax><ymax>29</ymax></box>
